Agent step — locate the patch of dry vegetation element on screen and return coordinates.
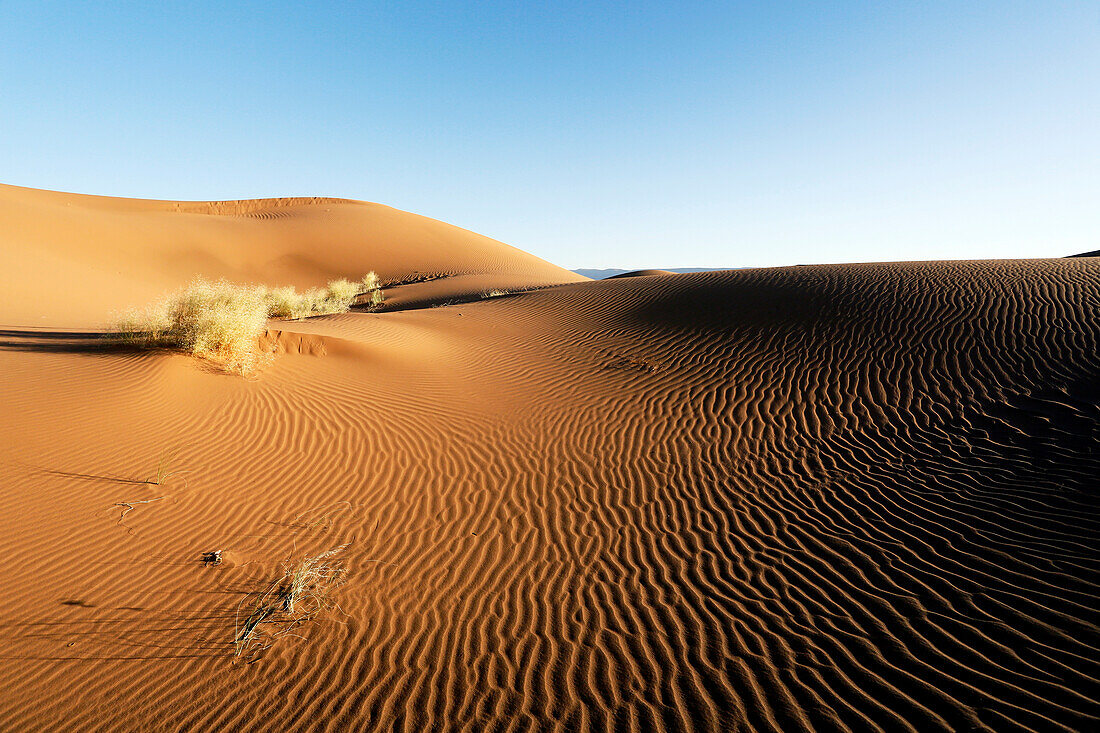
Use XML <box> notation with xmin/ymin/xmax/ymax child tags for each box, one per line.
<box><xmin>482</xmin><ymin>285</ymin><xmax>539</xmax><ymax>300</ymax></box>
<box><xmin>234</xmin><ymin>545</ymin><xmax>348</xmax><ymax>659</ymax></box>
<box><xmin>110</xmin><ymin>273</ymin><xmax>384</xmax><ymax>372</ymax></box>
<box><xmin>362</xmin><ymin>271</ymin><xmax>384</xmax><ymax>306</ymax></box>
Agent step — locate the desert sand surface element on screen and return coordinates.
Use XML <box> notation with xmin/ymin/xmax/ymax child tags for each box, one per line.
<box><xmin>0</xmin><ymin>186</ymin><xmax>1097</xmax><ymax>731</ymax></box>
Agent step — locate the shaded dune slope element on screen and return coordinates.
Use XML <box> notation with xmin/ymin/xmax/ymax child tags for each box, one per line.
<box><xmin>0</xmin><ymin>183</ymin><xmax>583</xmax><ymax>327</ymax></box>
<box><xmin>607</xmin><ymin>268</ymin><xmax>676</xmax><ymax>278</ymax></box>
<box><xmin>0</xmin><ymin>258</ymin><xmax>1095</xmax><ymax>731</ymax></box>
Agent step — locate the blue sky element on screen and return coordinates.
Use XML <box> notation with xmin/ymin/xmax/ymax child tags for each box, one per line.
<box><xmin>1</xmin><ymin>1</ymin><xmax>1096</xmax><ymax>268</ymax></box>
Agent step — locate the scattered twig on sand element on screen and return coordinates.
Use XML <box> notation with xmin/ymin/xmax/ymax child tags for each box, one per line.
<box><xmin>106</xmin><ymin>446</ymin><xmax>193</xmax><ymax>533</ymax></box>
<box><xmin>112</xmin><ymin>496</ymin><xmax>165</xmax><ymax>523</ymax></box>
<box><xmin>289</xmin><ymin>501</ymin><xmax>352</xmax><ymax>531</ymax></box>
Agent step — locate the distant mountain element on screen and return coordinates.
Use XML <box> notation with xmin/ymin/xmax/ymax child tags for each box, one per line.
<box><xmin>572</xmin><ymin>267</ymin><xmax>726</xmax><ymax>280</ymax></box>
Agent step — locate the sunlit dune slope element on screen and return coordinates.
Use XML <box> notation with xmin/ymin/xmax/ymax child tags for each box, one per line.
<box><xmin>0</xmin><ymin>183</ymin><xmax>583</xmax><ymax>327</ymax></box>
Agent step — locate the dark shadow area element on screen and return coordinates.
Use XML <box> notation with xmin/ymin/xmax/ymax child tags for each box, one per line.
<box><xmin>2</xmin><ymin>458</ymin><xmax>152</xmax><ymax>487</ymax></box>
<box><xmin>0</xmin><ymin>610</ymin><xmax>236</xmax><ymax>661</ymax></box>
<box><xmin>38</xmin><ymin>467</ymin><xmax>151</xmax><ymax>486</ymax></box>
<box><xmin>0</xmin><ymin>329</ymin><xmax>147</xmax><ymax>355</ymax></box>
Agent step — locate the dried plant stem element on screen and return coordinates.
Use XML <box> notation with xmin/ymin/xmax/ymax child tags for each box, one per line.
<box><xmin>113</xmin><ymin>496</ymin><xmax>165</xmax><ymax>523</ymax></box>
<box><xmin>233</xmin><ymin>544</ymin><xmax>348</xmax><ymax>659</ymax></box>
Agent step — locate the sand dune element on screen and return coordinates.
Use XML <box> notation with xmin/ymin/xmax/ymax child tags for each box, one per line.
<box><xmin>0</xmin><ymin>184</ymin><xmax>582</xmax><ymax>328</ymax></box>
<box><xmin>0</xmin><ymin>187</ymin><xmax>1097</xmax><ymax>731</ymax></box>
<box><xmin>605</xmin><ymin>268</ymin><xmax>676</xmax><ymax>278</ymax></box>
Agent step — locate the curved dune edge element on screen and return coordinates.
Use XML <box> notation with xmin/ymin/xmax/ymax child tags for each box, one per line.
<box><xmin>0</xmin><ymin>183</ymin><xmax>584</xmax><ymax>328</ymax></box>
<box><xmin>0</xmin><ymin>257</ymin><xmax>1097</xmax><ymax>731</ymax></box>
<box><xmin>606</xmin><ymin>268</ymin><xmax>676</xmax><ymax>278</ymax></box>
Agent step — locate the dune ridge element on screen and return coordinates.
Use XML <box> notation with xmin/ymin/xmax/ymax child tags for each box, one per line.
<box><xmin>0</xmin><ymin>186</ymin><xmax>1097</xmax><ymax>731</ymax></box>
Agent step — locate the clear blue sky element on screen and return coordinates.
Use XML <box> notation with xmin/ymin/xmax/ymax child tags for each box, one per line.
<box><xmin>1</xmin><ymin>2</ymin><xmax>1096</xmax><ymax>268</ymax></box>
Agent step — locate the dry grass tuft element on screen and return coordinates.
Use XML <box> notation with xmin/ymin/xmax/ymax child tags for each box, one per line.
<box><xmin>234</xmin><ymin>545</ymin><xmax>348</xmax><ymax>658</ymax></box>
<box><xmin>323</xmin><ymin>278</ymin><xmax>360</xmax><ymax>309</ymax></box>
<box><xmin>110</xmin><ymin>274</ymin><xmax>384</xmax><ymax>372</ymax></box>
<box><xmin>111</xmin><ymin>278</ymin><xmax>268</xmax><ymax>372</ymax></box>
<box><xmin>262</xmin><ymin>285</ymin><xmax>304</xmax><ymax>319</ymax></box>
<box><xmin>361</xmin><ymin>271</ymin><xmax>384</xmax><ymax>307</ymax></box>
<box><xmin>281</xmin><ymin>545</ymin><xmax>347</xmax><ymax>615</ymax></box>
<box><xmin>146</xmin><ymin>446</ymin><xmax>186</xmax><ymax>486</ymax></box>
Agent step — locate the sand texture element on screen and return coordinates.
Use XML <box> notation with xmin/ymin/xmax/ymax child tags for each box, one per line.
<box><xmin>0</xmin><ymin>187</ymin><xmax>1097</xmax><ymax>731</ymax></box>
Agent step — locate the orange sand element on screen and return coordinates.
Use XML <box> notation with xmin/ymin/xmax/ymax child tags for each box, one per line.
<box><xmin>0</xmin><ymin>185</ymin><xmax>1097</xmax><ymax>731</ymax></box>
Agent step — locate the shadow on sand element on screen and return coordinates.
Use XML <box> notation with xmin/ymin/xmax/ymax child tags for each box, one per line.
<box><xmin>0</xmin><ymin>329</ymin><xmax>146</xmax><ymax>355</ymax></box>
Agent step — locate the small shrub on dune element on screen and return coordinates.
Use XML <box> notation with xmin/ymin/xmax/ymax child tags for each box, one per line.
<box><xmin>300</xmin><ymin>287</ymin><xmax>331</xmax><ymax>316</ymax></box>
<box><xmin>262</xmin><ymin>285</ymin><xmax>302</xmax><ymax>319</ymax></box>
<box><xmin>361</xmin><ymin>271</ymin><xmax>384</xmax><ymax>307</ymax></box>
<box><xmin>112</xmin><ymin>303</ymin><xmax>171</xmax><ymax>345</ymax></box>
<box><xmin>326</xmin><ymin>278</ymin><xmax>359</xmax><ymax>303</ymax></box>
<box><xmin>171</xmin><ymin>280</ymin><xmax>269</xmax><ymax>371</ymax></box>
<box><xmin>111</xmin><ymin>273</ymin><xmax>384</xmax><ymax>373</ymax></box>
<box><xmin>319</xmin><ymin>278</ymin><xmax>360</xmax><ymax>313</ymax></box>
<box><xmin>111</xmin><ymin>278</ymin><xmax>267</xmax><ymax>372</ymax></box>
